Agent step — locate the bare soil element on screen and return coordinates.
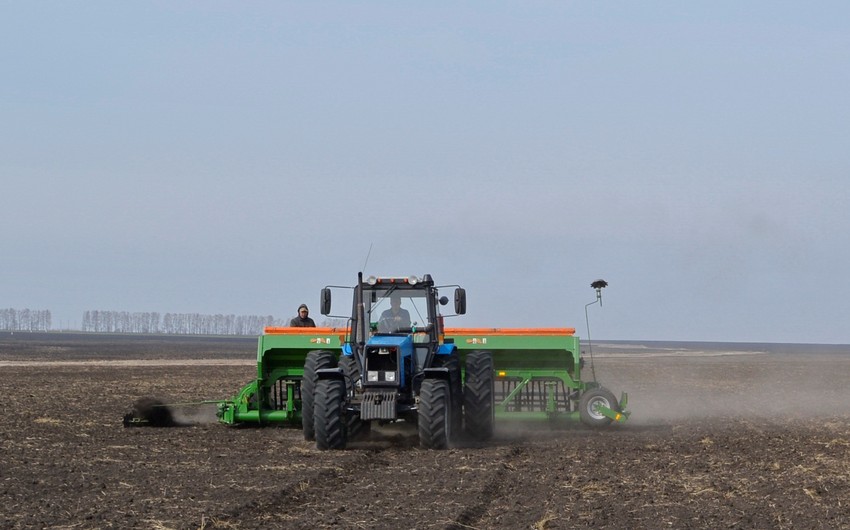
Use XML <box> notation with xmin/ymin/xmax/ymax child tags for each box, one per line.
<box><xmin>1</xmin><ymin>333</ymin><xmax>849</xmax><ymax>529</ymax></box>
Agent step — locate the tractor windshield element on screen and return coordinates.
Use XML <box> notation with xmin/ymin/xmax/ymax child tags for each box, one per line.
<box><xmin>365</xmin><ymin>288</ymin><xmax>432</xmax><ymax>333</ymax></box>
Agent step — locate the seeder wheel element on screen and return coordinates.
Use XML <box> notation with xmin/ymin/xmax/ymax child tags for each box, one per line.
<box><xmin>579</xmin><ymin>387</ymin><xmax>619</xmax><ymax>428</ymax></box>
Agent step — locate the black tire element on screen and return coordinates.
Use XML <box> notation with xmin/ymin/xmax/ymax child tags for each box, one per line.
<box><xmin>301</xmin><ymin>350</ymin><xmax>336</xmax><ymax>441</ymax></box>
<box><xmin>463</xmin><ymin>350</ymin><xmax>495</xmax><ymax>441</ymax></box>
<box><xmin>314</xmin><ymin>378</ymin><xmax>347</xmax><ymax>450</ymax></box>
<box><xmin>432</xmin><ymin>351</ymin><xmax>463</xmax><ymax>435</ymax></box>
<box><xmin>418</xmin><ymin>379</ymin><xmax>452</xmax><ymax>449</ymax></box>
<box><xmin>339</xmin><ymin>355</ymin><xmax>371</xmax><ymax>440</ymax></box>
<box><xmin>579</xmin><ymin>387</ymin><xmax>619</xmax><ymax>428</ymax></box>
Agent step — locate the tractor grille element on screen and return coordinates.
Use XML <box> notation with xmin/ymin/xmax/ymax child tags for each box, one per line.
<box><xmin>361</xmin><ymin>391</ymin><xmax>398</xmax><ymax>420</ymax></box>
<box><xmin>495</xmin><ymin>377</ymin><xmax>572</xmax><ymax>413</ymax></box>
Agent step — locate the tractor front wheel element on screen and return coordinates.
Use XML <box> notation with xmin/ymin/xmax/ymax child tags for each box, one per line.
<box><xmin>339</xmin><ymin>355</ymin><xmax>371</xmax><ymax>441</ymax></box>
<box><xmin>418</xmin><ymin>379</ymin><xmax>452</xmax><ymax>449</ymax></box>
<box><xmin>314</xmin><ymin>378</ymin><xmax>348</xmax><ymax>450</ymax></box>
<box><xmin>433</xmin><ymin>351</ymin><xmax>463</xmax><ymax>435</ymax></box>
<box><xmin>579</xmin><ymin>387</ymin><xmax>619</xmax><ymax>428</ymax></box>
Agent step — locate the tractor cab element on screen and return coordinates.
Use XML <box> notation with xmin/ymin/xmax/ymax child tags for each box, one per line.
<box><xmin>362</xmin><ymin>275</ymin><xmax>460</xmax><ymax>389</ymax></box>
<box><xmin>320</xmin><ymin>274</ymin><xmax>466</xmax><ymax>393</ymax></box>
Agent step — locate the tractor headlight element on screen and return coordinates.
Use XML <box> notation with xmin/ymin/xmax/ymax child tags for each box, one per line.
<box><xmin>366</xmin><ymin>370</ymin><xmax>396</xmax><ymax>382</ymax></box>
<box><xmin>366</xmin><ymin>275</ymin><xmax>378</xmax><ymax>285</ymax></box>
<box><xmin>407</xmin><ymin>275</ymin><xmax>420</xmax><ymax>285</ymax></box>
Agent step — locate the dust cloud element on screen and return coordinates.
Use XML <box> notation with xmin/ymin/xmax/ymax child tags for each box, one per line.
<box><xmin>170</xmin><ymin>403</ymin><xmax>222</xmax><ymax>425</ymax></box>
<box><xmin>592</xmin><ymin>346</ymin><xmax>850</xmax><ymax>425</ymax></box>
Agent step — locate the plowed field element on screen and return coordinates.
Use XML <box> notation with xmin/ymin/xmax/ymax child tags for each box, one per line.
<box><xmin>1</xmin><ymin>333</ymin><xmax>848</xmax><ymax>529</ymax></box>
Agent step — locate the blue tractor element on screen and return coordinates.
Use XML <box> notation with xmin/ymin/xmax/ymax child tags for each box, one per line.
<box><xmin>303</xmin><ymin>273</ymin><xmax>495</xmax><ymax>450</ymax></box>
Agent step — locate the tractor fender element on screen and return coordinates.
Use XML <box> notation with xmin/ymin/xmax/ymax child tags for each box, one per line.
<box><xmin>422</xmin><ymin>367</ymin><xmax>450</xmax><ymax>382</ymax></box>
<box><xmin>316</xmin><ymin>367</ymin><xmax>345</xmax><ymax>382</ymax></box>
<box><xmin>436</xmin><ymin>343</ymin><xmax>456</xmax><ymax>356</ymax></box>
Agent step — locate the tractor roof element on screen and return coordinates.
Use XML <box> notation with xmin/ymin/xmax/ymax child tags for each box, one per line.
<box><xmin>360</xmin><ymin>274</ymin><xmax>435</xmax><ymax>289</ymax></box>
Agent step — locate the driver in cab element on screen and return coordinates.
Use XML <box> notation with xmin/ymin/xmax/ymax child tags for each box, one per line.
<box><xmin>378</xmin><ymin>294</ymin><xmax>411</xmax><ymax>332</ymax></box>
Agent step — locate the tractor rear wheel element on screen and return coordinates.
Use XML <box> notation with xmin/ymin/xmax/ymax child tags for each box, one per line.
<box><xmin>579</xmin><ymin>387</ymin><xmax>619</xmax><ymax>428</ymax></box>
<box><xmin>314</xmin><ymin>378</ymin><xmax>347</xmax><ymax>450</ymax></box>
<box><xmin>302</xmin><ymin>350</ymin><xmax>336</xmax><ymax>441</ymax></box>
<box><xmin>418</xmin><ymin>379</ymin><xmax>452</xmax><ymax>449</ymax></box>
<box><xmin>339</xmin><ymin>355</ymin><xmax>371</xmax><ymax>440</ymax></box>
<box><xmin>463</xmin><ymin>350</ymin><xmax>495</xmax><ymax>441</ymax></box>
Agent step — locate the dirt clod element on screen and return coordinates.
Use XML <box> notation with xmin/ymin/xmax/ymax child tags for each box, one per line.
<box><xmin>125</xmin><ymin>397</ymin><xmax>176</xmax><ymax>427</ymax></box>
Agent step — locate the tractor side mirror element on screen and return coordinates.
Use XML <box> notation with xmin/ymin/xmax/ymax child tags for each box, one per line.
<box><xmin>320</xmin><ymin>288</ymin><xmax>332</xmax><ymax>315</ymax></box>
<box><xmin>438</xmin><ymin>295</ymin><xmax>449</xmax><ymax>306</ymax></box>
<box><xmin>454</xmin><ymin>288</ymin><xmax>466</xmax><ymax>315</ymax></box>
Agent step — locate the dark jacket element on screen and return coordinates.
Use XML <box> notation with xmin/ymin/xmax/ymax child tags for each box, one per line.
<box><xmin>289</xmin><ymin>316</ymin><xmax>316</xmax><ymax>327</ymax></box>
<box><xmin>378</xmin><ymin>307</ymin><xmax>411</xmax><ymax>332</ymax></box>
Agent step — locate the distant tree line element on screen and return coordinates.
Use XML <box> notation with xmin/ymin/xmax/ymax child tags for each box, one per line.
<box><xmin>0</xmin><ymin>308</ymin><xmax>53</xmax><ymax>331</ymax></box>
<box><xmin>80</xmin><ymin>310</ymin><xmax>285</xmax><ymax>335</ymax></box>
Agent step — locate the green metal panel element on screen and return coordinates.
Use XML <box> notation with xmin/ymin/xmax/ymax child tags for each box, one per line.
<box><xmin>450</xmin><ymin>330</ymin><xmax>581</xmax><ymax>379</ymax></box>
<box><xmin>449</xmin><ymin>330</ymin><xmax>587</xmax><ymax>421</ymax></box>
<box><xmin>217</xmin><ymin>329</ymin><xmax>345</xmax><ymax>425</ymax></box>
<box><xmin>255</xmin><ymin>330</ymin><xmax>343</xmax><ymax>378</ymax></box>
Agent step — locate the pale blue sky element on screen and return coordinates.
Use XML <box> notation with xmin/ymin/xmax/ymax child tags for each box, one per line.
<box><xmin>2</xmin><ymin>2</ymin><xmax>849</xmax><ymax>342</ymax></box>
